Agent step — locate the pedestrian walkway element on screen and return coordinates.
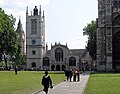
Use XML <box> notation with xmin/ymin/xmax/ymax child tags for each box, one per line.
<box><xmin>33</xmin><ymin>72</ymin><xmax>90</xmax><ymax>94</ymax></box>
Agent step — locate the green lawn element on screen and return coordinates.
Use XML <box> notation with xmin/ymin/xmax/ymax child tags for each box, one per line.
<box><xmin>0</xmin><ymin>71</ymin><xmax>65</xmax><ymax>94</ymax></box>
<box><xmin>84</xmin><ymin>73</ymin><xmax>120</xmax><ymax>94</ymax></box>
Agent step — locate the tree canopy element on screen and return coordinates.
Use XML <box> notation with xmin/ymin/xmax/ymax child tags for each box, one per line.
<box><xmin>0</xmin><ymin>8</ymin><xmax>18</xmax><ymax>68</ymax></box>
<box><xmin>83</xmin><ymin>20</ymin><xmax>96</xmax><ymax>60</ymax></box>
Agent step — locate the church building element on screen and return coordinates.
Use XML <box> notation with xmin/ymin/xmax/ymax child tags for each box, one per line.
<box><xmin>96</xmin><ymin>0</ymin><xmax>120</xmax><ymax>71</ymax></box>
<box><xmin>26</xmin><ymin>6</ymin><xmax>92</xmax><ymax>70</ymax></box>
<box><xmin>26</xmin><ymin>6</ymin><xmax>45</xmax><ymax>70</ymax></box>
<box><xmin>43</xmin><ymin>43</ymin><xmax>92</xmax><ymax>71</ymax></box>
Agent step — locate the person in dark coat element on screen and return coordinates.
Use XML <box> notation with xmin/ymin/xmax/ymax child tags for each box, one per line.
<box><xmin>14</xmin><ymin>66</ymin><xmax>18</xmax><ymax>75</ymax></box>
<box><xmin>76</xmin><ymin>69</ymin><xmax>80</xmax><ymax>81</ymax></box>
<box><xmin>69</xmin><ymin>69</ymin><xmax>73</xmax><ymax>82</ymax></box>
<box><xmin>41</xmin><ymin>71</ymin><xmax>53</xmax><ymax>94</ymax></box>
<box><xmin>65</xmin><ymin>70</ymin><xmax>69</xmax><ymax>81</ymax></box>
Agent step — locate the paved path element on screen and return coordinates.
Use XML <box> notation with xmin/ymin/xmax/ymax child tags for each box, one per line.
<box><xmin>33</xmin><ymin>72</ymin><xmax>90</xmax><ymax>94</ymax></box>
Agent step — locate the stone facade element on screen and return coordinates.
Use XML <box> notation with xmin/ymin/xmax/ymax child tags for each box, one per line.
<box><xmin>25</xmin><ymin>6</ymin><xmax>92</xmax><ymax>71</ymax></box>
<box><xmin>16</xmin><ymin>19</ymin><xmax>25</xmax><ymax>54</ymax></box>
<box><xmin>26</xmin><ymin>6</ymin><xmax>45</xmax><ymax>70</ymax></box>
<box><xmin>43</xmin><ymin>43</ymin><xmax>92</xmax><ymax>71</ymax></box>
<box><xmin>97</xmin><ymin>0</ymin><xmax>120</xmax><ymax>71</ymax></box>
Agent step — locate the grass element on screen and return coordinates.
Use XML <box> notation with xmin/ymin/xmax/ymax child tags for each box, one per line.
<box><xmin>84</xmin><ymin>73</ymin><xmax>120</xmax><ymax>94</ymax></box>
<box><xmin>0</xmin><ymin>71</ymin><xmax>65</xmax><ymax>94</ymax></box>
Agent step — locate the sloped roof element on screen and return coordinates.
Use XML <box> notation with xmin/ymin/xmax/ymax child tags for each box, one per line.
<box><xmin>81</xmin><ymin>52</ymin><xmax>92</xmax><ymax>61</ymax></box>
<box><xmin>69</xmin><ymin>49</ymin><xmax>86</xmax><ymax>57</ymax></box>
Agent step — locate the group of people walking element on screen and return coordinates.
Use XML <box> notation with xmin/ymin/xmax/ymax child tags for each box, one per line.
<box><xmin>65</xmin><ymin>69</ymin><xmax>80</xmax><ymax>82</ymax></box>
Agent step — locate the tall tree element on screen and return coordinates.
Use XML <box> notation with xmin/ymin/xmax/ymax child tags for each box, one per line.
<box><xmin>15</xmin><ymin>45</ymin><xmax>26</xmax><ymax>68</ymax></box>
<box><xmin>0</xmin><ymin>8</ymin><xmax>18</xmax><ymax>69</ymax></box>
<box><xmin>83</xmin><ymin>20</ymin><xmax>96</xmax><ymax>60</ymax></box>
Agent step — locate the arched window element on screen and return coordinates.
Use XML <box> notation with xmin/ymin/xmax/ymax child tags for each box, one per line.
<box><xmin>43</xmin><ymin>57</ymin><xmax>50</xmax><ymax>66</ymax></box>
<box><xmin>31</xmin><ymin>19</ymin><xmax>37</xmax><ymax>34</ymax></box>
<box><xmin>55</xmin><ymin>48</ymin><xmax>63</xmax><ymax>62</ymax></box>
<box><xmin>32</xmin><ymin>50</ymin><xmax>36</xmax><ymax>55</ymax></box>
<box><xmin>69</xmin><ymin>57</ymin><xmax>76</xmax><ymax>66</ymax></box>
<box><xmin>31</xmin><ymin>62</ymin><xmax>36</xmax><ymax>67</ymax></box>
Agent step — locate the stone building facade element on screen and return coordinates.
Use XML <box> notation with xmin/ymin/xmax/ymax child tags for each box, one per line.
<box><xmin>16</xmin><ymin>19</ymin><xmax>25</xmax><ymax>54</ymax></box>
<box><xmin>43</xmin><ymin>43</ymin><xmax>92</xmax><ymax>71</ymax></box>
<box><xmin>26</xmin><ymin>6</ymin><xmax>45</xmax><ymax>69</ymax></box>
<box><xmin>26</xmin><ymin>6</ymin><xmax>92</xmax><ymax>70</ymax></box>
<box><xmin>96</xmin><ymin>0</ymin><xmax>120</xmax><ymax>71</ymax></box>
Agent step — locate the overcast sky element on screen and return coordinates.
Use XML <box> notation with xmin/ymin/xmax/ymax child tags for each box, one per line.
<box><xmin>0</xmin><ymin>0</ymin><xmax>98</xmax><ymax>50</ymax></box>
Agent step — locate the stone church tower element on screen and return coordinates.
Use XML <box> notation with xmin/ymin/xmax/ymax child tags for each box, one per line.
<box><xmin>97</xmin><ymin>0</ymin><xmax>120</xmax><ymax>71</ymax></box>
<box><xmin>16</xmin><ymin>18</ymin><xmax>25</xmax><ymax>54</ymax></box>
<box><xmin>26</xmin><ymin>6</ymin><xmax>45</xmax><ymax>70</ymax></box>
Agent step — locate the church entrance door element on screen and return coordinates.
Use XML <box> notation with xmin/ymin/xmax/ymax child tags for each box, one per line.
<box><xmin>113</xmin><ymin>31</ymin><xmax>120</xmax><ymax>71</ymax></box>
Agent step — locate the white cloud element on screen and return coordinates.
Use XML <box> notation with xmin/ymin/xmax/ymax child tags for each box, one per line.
<box><xmin>1</xmin><ymin>0</ymin><xmax>49</xmax><ymax>29</ymax></box>
<box><xmin>67</xmin><ymin>35</ymin><xmax>88</xmax><ymax>49</ymax></box>
<box><xmin>30</xmin><ymin>0</ymin><xmax>50</xmax><ymax>6</ymax></box>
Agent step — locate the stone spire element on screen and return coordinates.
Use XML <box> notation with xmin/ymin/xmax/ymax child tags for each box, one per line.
<box><xmin>43</xmin><ymin>10</ymin><xmax>45</xmax><ymax>18</ymax></box>
<box><xmin>16</xmin><ymin>17</ymin><xmax>24</xmax><ymax>33</ymax></box>
<box><xmin>46</xmin><ymin>43</ymin><xmax>48</xmax><ymax>52</ymax></box>
<box><xmin>39</xmin><ymin>5</ymin><xmax>41</xmax><ymax>15</ymax></box>
<box><xmin>16</xmin><ymin>18</ymin><xmax>25</xmax><ymax>54</ymax></box>
<box><xmin>66</xmin><ymin>42</ymin><xmax>68</xmax><ymax>47</ymax></box>
<box><xmin>26</xmin><ymin>6</ymin><xmax>28</xmax><ymax>16</ymax></box>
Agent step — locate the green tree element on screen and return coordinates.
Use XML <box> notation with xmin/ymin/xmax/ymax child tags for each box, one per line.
<box><xmin>0</xmin><ymin>8</ymin><xmax>18</xmax><ymax>69</ymax></box>
<box><xmin>83</xmin><ymin>20</ymin><xmax>96</xmax><ymax>60</ymax></box>
<box><xmin>14</xmin><ymin>45</ymin><xmax>26</xmax><ymax>69</ymax></box>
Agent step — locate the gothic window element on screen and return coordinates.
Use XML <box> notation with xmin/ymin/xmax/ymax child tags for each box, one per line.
<box><xmin>43</xmin><ymin>57</ymin><xmax>50</xmax><ymax>66</ymax></box>
<box><xmin>69</xmin><ymin>57</ymin><xmax>76</xmax><ymax>66</ymax></box>
<box><xmin>114</xmin><ymin>1</ymin><xmax>118</xmax><ymax>8</ymax></box>
<box><xmin>55</xmin><ymin>48</ymin><xmax>63</xmax><ymax>62</ymax></box>
<box><xmin>32</xmin><ymin>50</ymin><xmax>36</xmax><ymax>55</ymax></box>
<box><xmin>31</xmin><ymin>62</ymin><xmax>36</xmax><ymax>67</ymax></box>
<box><xmin>31</xmin><ymin>19</ymin><xmax>37</xmax><ymax>34</ymax></box>
<box><xmin>113</xmin><ymin>15</ymin><xmax>120</xmax><ymax>25</ymax></box>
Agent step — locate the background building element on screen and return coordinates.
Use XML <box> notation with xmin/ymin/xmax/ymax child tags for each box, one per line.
<box><xmin>16</xmin><ymin>18</ymin><xmax>25</xmax><ymax>54</ymax></box>
<box><xmin>43</xmin><ymin>43</ymin><xmax>92</xmax><ymax>71</ymax></box>
<box><xmin>96</xmin><ymin>0</ymin><xmax>120</xmax><ymax>71</ymax></box>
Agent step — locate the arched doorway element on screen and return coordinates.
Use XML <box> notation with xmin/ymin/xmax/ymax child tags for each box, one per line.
<box><xmin>31</xmin><ymin>62</ymin><xmax>36</xmax><ymax>70</ymax></box>
<box><xmin>51</xmin><ymin>65</ymin><xmax>55</xmax><ymax>71</ymax></box>
<box><xmin>62</xmin><ymin>65</ymin><xmax>66</xmax><ymax>71</ymax></box>
<box><xmin>69</xmin><ymin>57</ymin><xmax>76</xmax><ymax>66</ymax></box>
<box><xmin>56</xmin><ymin>65</ymin><xmax>60</xmax><ymax>71</ymax></box>
<box><xmin>113</xmin><ymin>31</ymin><xmax>120</xmax><ymax>71</ymax></box>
